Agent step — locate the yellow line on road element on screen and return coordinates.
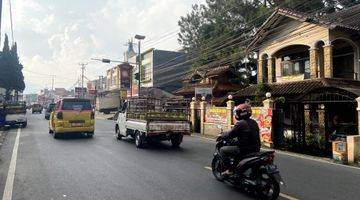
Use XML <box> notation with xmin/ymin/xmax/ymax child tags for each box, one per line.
<box><xmin>204</xmin><ymin>166</ymin><xmax>299</xmax><ymax>200</ymax></box>
<box><xmin>2</xmin><ymin>128</ymin><xmax>21</xmax><ymax>200</ymax></box>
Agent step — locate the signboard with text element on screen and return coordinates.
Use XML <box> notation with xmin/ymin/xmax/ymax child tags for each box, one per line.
<box><xmin>195</xmin><ymin>87</ymin><xmax>213</xmax><ymax>101</ymax></box>
<box><xmin>205</xmin><ymin>107</ymin><xmax>227</xmax><ymax>124</ymax></box>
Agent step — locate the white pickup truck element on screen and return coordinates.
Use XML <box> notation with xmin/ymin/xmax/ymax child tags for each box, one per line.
<box><xmin>114</xmin><ymin>98</ymin><xmax>190</xmax><ymax>148</ymax></box>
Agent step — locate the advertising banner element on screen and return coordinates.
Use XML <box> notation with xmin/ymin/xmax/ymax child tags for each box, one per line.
<box><xmin>205</xmin><ymin>107</ymin><xmax>227</xmax><ymax>124</ymax></box>
<box><xmin>251</xmin><ymin>107</ymin><xmax>273</xmax><ymax>144</ymax></box>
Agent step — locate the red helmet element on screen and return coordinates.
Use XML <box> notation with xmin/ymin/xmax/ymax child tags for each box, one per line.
<box><xmin>233</xmin><ymin>103</ymin><xmax>252</xmax><ymax>120</ymax></box>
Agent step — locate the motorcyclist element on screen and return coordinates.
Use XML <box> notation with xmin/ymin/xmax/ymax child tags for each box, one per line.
<box><xmin>218</xmin><ymin>103</ymin><xmax>261</xmax><ymax>175</ymax></box>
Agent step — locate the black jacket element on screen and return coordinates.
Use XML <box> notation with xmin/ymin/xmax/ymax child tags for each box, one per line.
<box><xmin>221</xmin><ymin>118</ymin><xmax>261</xmax><ymax>152</ymax></box>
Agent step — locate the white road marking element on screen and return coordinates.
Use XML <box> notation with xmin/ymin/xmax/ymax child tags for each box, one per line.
<box><xmin>2</xmin><ymin>128</ymin><xmax>21</xmax><ymax>200</ymax></box>
<box><xmin>204</xmin><ymin>166</ymin><xmax>298</xmax><ymax>200</ymax></box>
<box><xmin>279</xmin><ymin>193</ymin><xmax>299</xmax><ymax>200</ymax></box>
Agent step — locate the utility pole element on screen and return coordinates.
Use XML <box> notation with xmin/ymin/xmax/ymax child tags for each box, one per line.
<box><xmin>0</xmin><ymin>0</ymin><xmax>3</xmax><ymax>44</ymax></box>
<box><xmin>134</xmin><ymin>34</ymin><xmax>145</xmax><ymax>96</ymax></box>
<box><xmin>51</xmin><ymin>75</ymin><xmax>55</xmax><ymax>102</ymax></box>
<box><xmin>79</xmin><ymin>63</ymin><xmax>88</xmax><ymax>98</ymax></box>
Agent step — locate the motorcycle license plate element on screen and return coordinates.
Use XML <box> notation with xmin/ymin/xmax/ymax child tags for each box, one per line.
<box><xmin>265</xmin><ymin>164</ymin><xmax>279</xmax><ymax>174</ymax></box>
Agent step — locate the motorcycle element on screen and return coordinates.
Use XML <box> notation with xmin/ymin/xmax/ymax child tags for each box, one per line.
<box><xmin>211</xmin><ymin>130</ymin><xmax>283</xmax><ymax>200</ymax></box>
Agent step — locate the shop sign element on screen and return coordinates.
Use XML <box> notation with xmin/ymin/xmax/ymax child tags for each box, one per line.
<box><xmin>205</xmin><ymin>107</ymin><xmax>227</xmax><ymax>124</ymax></box>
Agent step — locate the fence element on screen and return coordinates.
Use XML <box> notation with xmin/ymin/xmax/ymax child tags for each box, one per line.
<box><xmin>190</xmin><ymin>97</ymin><xmax>275</xmax><ymax>147</ymax></box>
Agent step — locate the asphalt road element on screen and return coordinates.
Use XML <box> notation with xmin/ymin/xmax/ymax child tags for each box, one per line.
<box><xmin>1</xmin><ymin>113</ymin><xmax>360</xmax><ymax>200</ymax></box>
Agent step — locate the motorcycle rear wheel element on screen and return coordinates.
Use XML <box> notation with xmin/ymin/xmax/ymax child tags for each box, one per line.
<box><xmin>211</xmin><ymin>155</ymin><xmax>226</xmax><ymax>182</ymax></box>
<box><xmin>257</xmin><ymin>174</ymin><xmax>280</xmax><ymax>200</ymax></box>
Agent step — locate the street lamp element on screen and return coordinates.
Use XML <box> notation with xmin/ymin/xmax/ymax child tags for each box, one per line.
<box><xmin>134</xmin><ymin>34</ymin><xmax>145</xmax><ymax>96</ymax></box>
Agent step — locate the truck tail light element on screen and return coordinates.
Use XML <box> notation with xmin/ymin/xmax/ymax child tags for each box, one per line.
<box><xmin>91</xmin><ymin>112</ymin><xmax>95</xmax><ymax>119</ymax></box>
<box><xmin>57</xmin><ymin>112</ymin><xmax>63</xmax><ymax>119</ymax></box>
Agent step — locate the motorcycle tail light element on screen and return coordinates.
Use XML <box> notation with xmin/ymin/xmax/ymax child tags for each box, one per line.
<box><xmin>267</xmin><ymin>154</ymin><xmax>275</xmax><ymax>164</ymax></box>
<box><xmin>91</xmin><ymin>112</ymin><xmax>95</xmax><ymax>119</ymax></box>
<box><xmin>57</xmin><ymin>112</ymin><xmax>63</xmax><ymax>119</ymax></box>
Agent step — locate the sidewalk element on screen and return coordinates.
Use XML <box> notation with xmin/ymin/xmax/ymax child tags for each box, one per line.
<box><xmin>190</xmin><ymin>133</ymin><xmax>360</xmax><ymax>169</ymax></box>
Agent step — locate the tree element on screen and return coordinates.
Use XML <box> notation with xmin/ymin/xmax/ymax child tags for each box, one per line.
<box><xmin>0</xmin><ymin>34</ymin><xmax>25</xmax><ymax>100</ymax></box>
<box><xmin>178</xmin><ymin>0</ymin><xmax>358</xmax><ymax>84</ymax></box>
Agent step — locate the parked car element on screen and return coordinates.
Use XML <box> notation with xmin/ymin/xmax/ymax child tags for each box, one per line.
<box><xmin>49</xmin><ymin>98</ymin><xmax>95</xmax><ymax>138</ymax></box>
<box><xmin>45</xmin><ymin>103</ymin><xmax>55</xmax><ymax>120</ymax></box>
<box><xmin>32</xmin><ymin>104</ymin><xmax>43</xmax><ymax>114</ymax></box>
<box><xmin>4</xmin><ymin>102</ymin><xmax>27</xmax><ymax>128</ymax></box>
<box><xmin>114</xmin><ymin>97</ymin><xmax>190</xmax><ymax>148</ymax></box>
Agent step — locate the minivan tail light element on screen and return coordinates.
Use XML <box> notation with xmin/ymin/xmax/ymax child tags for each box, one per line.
<box><xmin>57</xmin><ymin>112</ymin><xmax>63</xmax><ymax>119</ymax></box>
<box><xmin>91</xmin><ymin>112</ymin><xmax>95</xmax><ymax>119</ymax></box>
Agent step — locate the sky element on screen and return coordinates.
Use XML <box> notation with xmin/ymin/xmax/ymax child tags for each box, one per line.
<box><xmin>0</xmin><ymin>0</ymin><xmax>205</xmax><ymax>94</ymax></box>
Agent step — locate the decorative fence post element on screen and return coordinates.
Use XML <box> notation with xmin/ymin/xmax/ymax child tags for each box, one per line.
<box><xmin>226</xmin><ymin>95</ymin><xmax>235</xmax><ymax>130</ymax></box>
<box><xmin>347</xmin><ymin>97</ymin><xmax>360</xmax><ymax>164</ymax></box>
<box><xmin>200</xmin><ymin>97</ymin><xmax>207</xmax><ymax>135</ymax></box>
<box><xmin>190</xmin><ymin>97</ymin><xmax>197</xmax><ymax>132</ymax></box>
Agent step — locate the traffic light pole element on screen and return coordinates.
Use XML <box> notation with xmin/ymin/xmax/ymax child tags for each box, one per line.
<box><xmin>137</xmin><ymin>40</ymin><xmax>141</xmax><ymax>96</ymax></box>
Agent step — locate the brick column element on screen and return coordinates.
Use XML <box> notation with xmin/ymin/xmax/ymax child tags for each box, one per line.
<box><xmin>275</xmin><ymin>57</ymin><xmax>282</xmax><ymax>79</ymax></box>
<box><xmin>357</xmin><ymin>97</ymin><xmax>360</xmax><ymax>135</ymax></box>
<box><xmin>258</xmin><ymin>59</ymin><xmax>264</xmax><ymax>83</ymax></box>
<box><xmin>190</xmin><ymin>98</ymin><xmax>198</xmax><ymax>132</ymax></box>
<box><xmin>226</xmin><ymin>96</ymin><xmax>235</xmax><ymax>130</ymax></box>
<box><xmin>200</xmin><ymin>100</ymin><xmax>207</xmax><ymax>135</ymax></box>
<box><xmin>304</xmin><ymin>104</ymin><xmax>311</xmax><ymax>144</ymax></box>
<box><xmin>267</xmin><ymin>57</ymin><xmax>274</xmax><ymax>83</ymax></box>
<box><xmin>323</xmin><ymin>45</ymin><xmax>333</xmax><ymax>78</ymax></box>
<box><xmin>317</xmin><ymin>104</ymin><xmax>326</xmax><ymax>150</ymax></box>
<box><xmin>309</xmin><ymin>48</ymin><xmax>319</xmax><ymax>79</ymax></box>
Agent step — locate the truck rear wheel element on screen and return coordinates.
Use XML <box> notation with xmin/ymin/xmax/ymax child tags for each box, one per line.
<box><xmin>135</xmin><ymin>131</ymin><xmax>144</xmax><ymax>148</ymax></box>
<box><xmin>116</xmin><ymin>127</ymin><xmax>123</xmax><ymax>140</ymax></box>
<box><xmin>171</xmin><ymin>134</ymin><xmax>183</xmax><ymax>147</ymax></box>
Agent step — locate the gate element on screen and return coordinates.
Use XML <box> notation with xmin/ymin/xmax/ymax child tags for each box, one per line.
<box><xmin>193</xmin><ymin>108</ymin><xmax>201</xmax><ymax>133</ymax></box>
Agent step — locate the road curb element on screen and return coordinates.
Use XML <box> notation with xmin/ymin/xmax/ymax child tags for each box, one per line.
<box><xmin>0</xmin><ymin>131</ymin><xmax>4</xmax><ymax>147</ymax></box>
<box><xmin>189</xmin><ymin>134</ymin><xmax>360</xmax><ymax>170</ymax></box>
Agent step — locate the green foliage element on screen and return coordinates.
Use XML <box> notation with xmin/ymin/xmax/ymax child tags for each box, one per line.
<box><xmin>178</xmin><ymin>0</ymin><xmax>358</xmax><ymax>84</ymax></box>
<box><xmin>0</xmin><ymin>34</ymin><xmax>25</xmax><ymax>98</ymax></box>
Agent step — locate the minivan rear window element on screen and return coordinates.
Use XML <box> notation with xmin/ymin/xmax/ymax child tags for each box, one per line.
<box><xmin>62</xmin><ymin>100</ymin><xmax>92</xmax><ymax>110</ymax></box>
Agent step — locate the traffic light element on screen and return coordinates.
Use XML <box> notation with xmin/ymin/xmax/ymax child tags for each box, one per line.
<box><xmin>134</xmin><ymin>73</ymin><xmax>140</xmax><ymax>80</ymax></box>
<box><xmin>101</xmin><ymin>58</ymin><xmax>111</xmax><ymax>63</ymax></box>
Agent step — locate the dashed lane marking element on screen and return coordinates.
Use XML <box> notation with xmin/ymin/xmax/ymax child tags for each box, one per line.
<box><xmin>204</xmin><ymin>166</ymin><xmax>299</xmax><ymax>200</ymax></box>
<box><xmin>2</xmin><ymin>128</ymin><xmax>21</xmax><ymax>200</ymax></box>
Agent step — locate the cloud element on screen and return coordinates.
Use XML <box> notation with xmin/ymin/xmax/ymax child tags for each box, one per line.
<box><xmin>4</xmin><ymin>0</ymin><xmax>206</xmax><ymax>93</ymax></box>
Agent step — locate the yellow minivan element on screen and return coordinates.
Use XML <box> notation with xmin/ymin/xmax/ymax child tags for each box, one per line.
<box><xmin>49</xmin><ymin>98</ymin><xmax>95</xmax><ymax>138</ymax></box>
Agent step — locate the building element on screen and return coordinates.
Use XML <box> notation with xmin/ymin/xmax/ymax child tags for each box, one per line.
<box><xmin>105</xmin><ymin>62</ymin><xmax>132</xmax><ymax>93</ymax></box>
<box><xmin>175</xmin><ymin>65</ymin><xmax>243</xmax><ymax>105</ymax></box>
<box><xmin>127</xmin><ymin>48</ymin><xmax>191</xmax><ymax>96</ymax></box>
<box><xmin>233</xmin><ymin>6</ymin><xmax>360</xmax><ymax>156</ymax></box>
<box><xmin>24</xmin><ymin>93</ymin><xmax>38</xmax><ymax>105</ymax></box>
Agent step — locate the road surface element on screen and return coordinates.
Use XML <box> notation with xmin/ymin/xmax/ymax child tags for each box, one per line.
<box><xmin>1</xmin><ymin>113</ymin><xmax>360</xmax><ymax>200</ymax></box>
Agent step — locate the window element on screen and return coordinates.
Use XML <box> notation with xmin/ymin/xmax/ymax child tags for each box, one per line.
<box><xmin>281</xmin><ymin>58</ymin><xmax>309</xmax><ymax>77</ymax></box>
<box><xmin>282</xmin><ymin>61</ymin><xmax>292</xmax><ymax>76</ymax></box>
<box><xmin>141</xmin><ymin>63</ymin><xmax>152</xmax><ymax>81</ymax></box>
<box><xmin>62</xmin><ymin>100</ymin><xmax>92</xmax><ymax>110</ymax></box>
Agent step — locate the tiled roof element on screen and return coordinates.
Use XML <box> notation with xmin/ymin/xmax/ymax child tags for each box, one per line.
<box><xmin>247</xmin><ymin>4</ymin><xmax>360</xmax><ymax>52</ymax></box>
<box><xmin>318</xmin><ymin>4</ymin><xmax>360</xmax><ymax>31</ymax></box>
<box><xmin>233</xmin><ymin>78</ymin><xmax>360</xmax><ymax>98</ymax></box>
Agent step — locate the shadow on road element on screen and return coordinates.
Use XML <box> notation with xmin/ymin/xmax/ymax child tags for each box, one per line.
<box><xmin>51</xmin><ymin>133</ymin><xmax>93</xmax><ymax>140</ymax></box>
<box><xmin>118</xmin><ymin>137</ymin><xmax>188</xmax><ymax>153</ymax></box>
